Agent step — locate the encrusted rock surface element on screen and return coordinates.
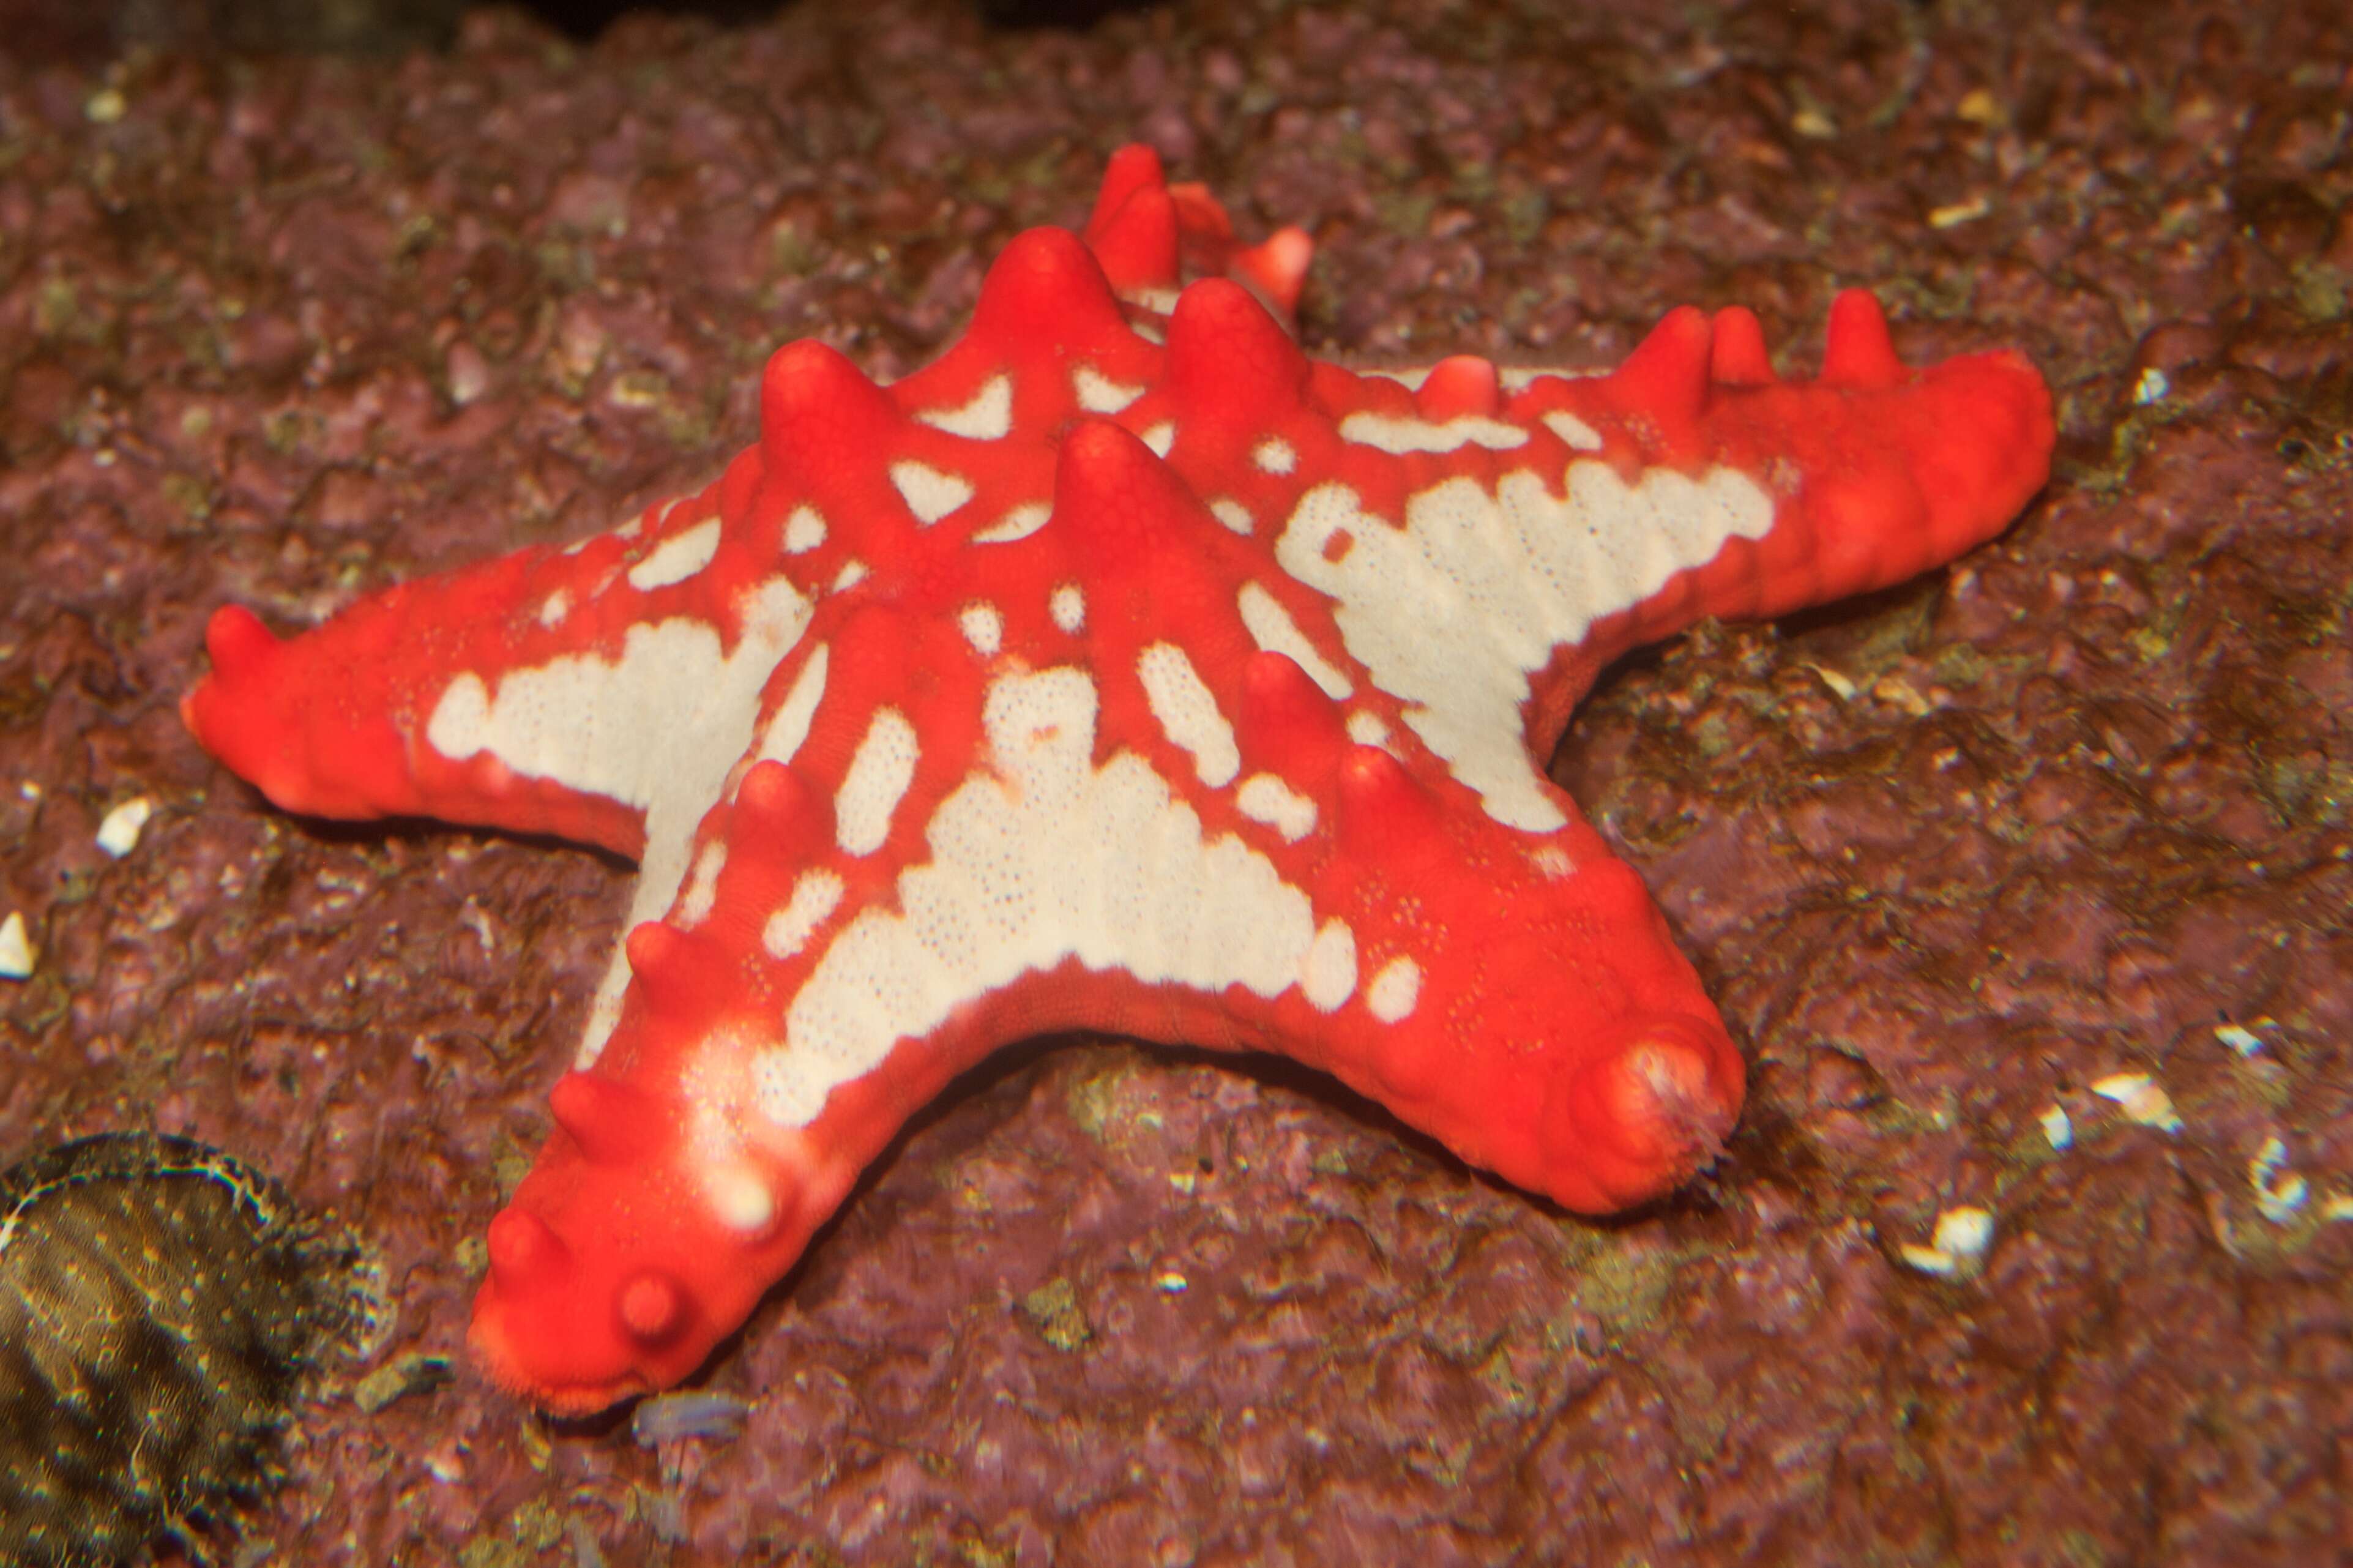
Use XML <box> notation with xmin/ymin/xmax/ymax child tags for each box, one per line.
<box><xmin>1</xmin><ymin>1</ymin><xmax>2347</xmax><ymax>1562</ymax></box>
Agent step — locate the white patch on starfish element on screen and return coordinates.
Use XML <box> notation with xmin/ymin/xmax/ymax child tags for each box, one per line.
<box><xmin>1253</xmin><ymin>436</ymin><xmax>1296</xmax><ymax>474</ymax></box>
<box><xmin>1338</xmin><ymin>412</ymin><xmax>1528</xmax><ymax>454</ymax></box>
<box><xmin>1274</xmin><ymin>463</ymin><xmax>1773</xmax><ymax>831</ymax></box>
<box><xmin>836</xmin><ymin>707</ymin><xmax>919</xmax><ymax>856</ymax></box>
<box><xmin>1367</xmin><ymin>956</ymin><xmax>1420</xmax><ymax>1022</ymax></box>
<box><xmin>1073</xmin><ymin>365</ymin><xmax>1143</xmax><ymax>413</ymax></box>
<box><xmin>677</xmin><ymin>1026</ymin><xmax>775</xmax><ymax>1233</ymax></box>
<box><xmin>783</xmin><ymin>505</ymin><xmax>827</xmax><ymax>553</ymax></box>
<box><xmin>1540</xmin><ymin>410</ymin><xmax>1606</xmax><ymax>452</ymax></box>
<box><xmin>676</xmin><ymin>841</ymin><xmax>726</xmax><ymax>929</ymax></box>
<box><xmin>1234</xmin><ymin>582</ymin><xmax>1351</xmax><ymax>699</ymax></box>
<box><xmin>703</xmin><ymin>1163</ymin><xmax>774</xmax><ymax>1233</ymax></box>
<box><xmin>889</xmin><ymin>461</ymin><xmax>974</xmax><ymax>525</ymax></box>
<box><xmin>1050</xmin><ymin>583</ymin><xmax>1085</xmax><ymax>635</ymax></box>
<box><xmin>627</xmin><ymin>517</ymin><xmax>722</xmax><ymax>591</ymax></box>
<box><xmin>1301</xmin><ymin>919</ymin><xmax>1357</xmax><ymax>1012</ymax></box>
<box><xmin>755</xmin><ymin>668</ymin><xmax>1330</xmax><ymax>1127</ymax></box>
<box><xmin>1136</xmin><ymin>642</ymin><xmax>1238</xmax><ymax>786</ymax></box>
<box><xmin>960</xmin><ymin>602</ymin><xmax>1003</xmax><ymax>657</ymax></box>
<box><xmin>972</xmin><ymin>502</ymin><xmax>1050</xmax><ymax>544</ymax></box>
<box><xmin>763</xmin><ymin>869</ymin><xmax>845</xmax><ymax>961</ymax></box>
<box><xmin>915</xmin><ymin>373</ymin><xmax>1012</xmax><ymax>439</ymax></box>
<box><xmin>751</xmin><ymin>645</ymin><xmax>829</xmax><ymax>774</ymax></box>
<box><xmin>424</xmin><ymin>578</ymin><xmax>813</xmax><ymax>1069</ymax></box>
<box><xmin>1236</xmin><ymin>772</ymin><xmax>1316</xmax><ymax>842</ymax></box>
<box><xmin>427</xmin><ymin>581</ymin><xmax>810</xmax><ymax>814</ymax></box>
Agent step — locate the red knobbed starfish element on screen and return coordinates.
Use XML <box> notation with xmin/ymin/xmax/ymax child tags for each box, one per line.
<box><xmin>182</xmin><ymin>147</ymin><xmax>2053</xmax><ymax>1411</ymax></box>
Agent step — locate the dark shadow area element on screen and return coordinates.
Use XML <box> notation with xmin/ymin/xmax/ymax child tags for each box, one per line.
<box><xmin>274</xmin><ymin>799</ymin><xmax>638</xmax><ymax>872</ymax></box>
<box><xmin>1</xmin><ymin>0</ymin><xmax>1165</xmax><ymax>64</ymax></box>
<box><xmin>528</xmin><ymin>0</ymin><xmax>1160</xmax><ymax>36</ymax></box>
<box><xmin>969</xmin><ymin>0</ymin><xmax>1158</xmax><ymax>28</ymax></box>
<box><xmin>1767</xmin><ymin>569</ymin><xmax>1951</xmax><ymax>648</ymax></box>
<box><xmin>512</xmin><ymin>0</ymin><xmax>791</xmax><ymax>39</ymax></box>
<box><xmin>0</xmin><ymin>0</ymin><xmax>476</xmax><ymax>61</ymax></box>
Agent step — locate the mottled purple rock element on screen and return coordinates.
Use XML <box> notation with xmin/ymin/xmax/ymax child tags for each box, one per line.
<box><xmin>0</xmin><ymin>1</ymin><xmax>2346</xmax><ymax>1563</ymax></box>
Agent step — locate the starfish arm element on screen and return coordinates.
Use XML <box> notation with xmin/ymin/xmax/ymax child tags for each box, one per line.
<box><xmin>1081</xmin><ymin>142</ymin><xmax>1314</xmax><ymax>323</ymax></box>
<box><xmin>178</xmin><ymin>458</ymin><xmax>811</xmax><ymax>858</ymax></box>
<box><xmin>469</xmin><ymin>588</ymin><xmax>1049</xmax><ymax>1409</ymax></box>
<box><xmin>1515</xmin><ymin>291</ymin><xmax>2056</xmax><ymax>660</ymax></box>
<box><xmin>1114</xmin><ymin>278</ymin><xmax>2053</xmax><ymax>812</ymax></box>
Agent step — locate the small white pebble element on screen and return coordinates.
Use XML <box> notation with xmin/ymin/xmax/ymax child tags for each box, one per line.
<box><xmin>2131</xmin><ymin>367</ymin><xmax>2171</xmax><ymax>405</ymax></box>
<box><xmin>445</xmin><ymin>340</ymin><xmax>491</xmax><ymax>406</ymax></box>
<box><xmin>1931</xmin><ymin>1206</ymin><xmax>1995</xmax><ymax>1260</ymax></box>
<box><xmin>2247</xmin><ymin>1136</ymin><xmax>2309</xmax><ymax>1223</ymax></box>
<box><xmin>1806</xmin><ymin>663</ymin><xmax>1858</xmax><ymax>701</ymax></box>
<box><xmin>2040</xmin><ymin>1105</ymin><xmax>2073</xmax><ymax>1151</ymax></box>
<box><xmin>2090</xmin><ymin>1071</ymin><xmax>2150</xmax><ymax>1101</ymax></box>
<box><xmin>95</xmin><ymin>796</ymin><xmax>154</xmax><ymax>857</ymax></box>
<box><xmin>1898</xmin><ymin>1242</ymin><xmax>1962</xmax><ymax>1278</ymax></box>
<box><xmin>0</xmin><ymin>912</ymin><xmax>32</xmax><ymax>980</ymax></box>
<box><xmin>17</xmin><ymin>780</ymin><xmax>40</xmax><ymax>802</ymax></box>
<box><xmin>2213</xmin><ymin>1021</ymin><xmax>2267</xmax><ymax>1058</ymax></box>
<box><xmin>2091</xmin><ymin>1072</ymin><xmax>2182</xmax><ymax>1133</ymax></box>
<box><xmin>1152</xmin><ymin>1270</ymin><xmax>1188</xmax><ymax>1294</ymax></box>
<box><xmin>2258</xmin><ymin>1174</ymin><xmax>2310</xmax><ymax>1223</ymax></box>
<box><xmin>1900</xmin><ymin>1205</ymin><xmax>1996</xmax><ymax>1279</ymax></box>
<box><xmin>1926</xmin><ymin>194</ymin><xmax>1991</xmax><ymax>230</ymax></box>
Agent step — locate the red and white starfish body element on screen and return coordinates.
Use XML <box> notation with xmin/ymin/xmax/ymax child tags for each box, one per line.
<box><xmin>182</xmin><ymin>147</ymin><xmax>2054</xmax><ymax>1411</ymax></box>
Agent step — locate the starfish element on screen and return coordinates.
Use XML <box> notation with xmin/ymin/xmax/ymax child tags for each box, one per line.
<box><xmin>182</xmin><ymin>147</ymin><xmax>2054</xmax><ymax>1411</ymax></box>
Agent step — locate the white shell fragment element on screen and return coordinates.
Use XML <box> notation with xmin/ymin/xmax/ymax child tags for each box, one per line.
<box><xmin>2213</xmin><ymin>1021</ymin><xmax>2268</xmax><ymax>1058</ymax></box>
<box><xmin>1933</xmin><ymin>1206</ymin><xmax>1995</xmax><ymax>1258</ymax></box>
<box><xmin>1898</xmin><ymin>1204</ymin><xmax>1995</xmax><ymax>1278</ymax></box>
<box><xmin>630</xmin><ymin>1389</ymin><xmax>751</xmax><ymax>1449</ymax></box>
<box><xmin>95</xmin><ymin>797</ymin><xmax>154</xmax><ymax>858</ymax></box>
<box><xmin>2090</xmin><ymin>1072</ymin><xmax>2182</xmax><ymax>1133</ymax></box>
<box><xmin>0</xmin><ymin>912</ymin><xmax>32</xmax><ymax>980</ymax></box>
<box><xmin>2039</xmin><ymin>1105</ymin><xmax>2073</xmax><ymax>1151</ymax></box>
<box><xmin>2247</xmin><ymin>1136</ymin><xmax>2308</xmax><ymax>1223</ymax></box>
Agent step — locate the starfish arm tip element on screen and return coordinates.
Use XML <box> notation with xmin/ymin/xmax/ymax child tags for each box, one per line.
<box><xmin>1542</xmin><ymin>1012</ymin><xmax>1745</xmax><ymax>1211</ymax></box>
